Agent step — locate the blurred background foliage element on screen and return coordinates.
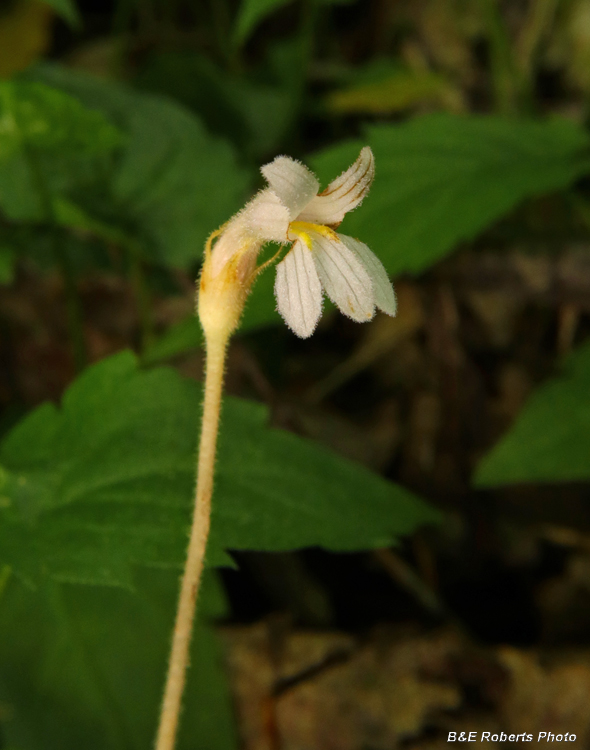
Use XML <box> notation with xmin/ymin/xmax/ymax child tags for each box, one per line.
<box><xmin>2</xmin><ymin>0</ymin><xmax>590</xmax><ymax>747</ymax></box>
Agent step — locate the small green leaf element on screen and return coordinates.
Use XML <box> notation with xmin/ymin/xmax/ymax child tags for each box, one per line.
<box><xmin>310</xmin><ymin>114</ymin><xmax>590</xmax><ymax>276</ymax></box>
<box><xmin>327</xmin><ymin>68</ymin><xmax>461</xmax><ymax>114</ymax></box>
<box><xmin>474</xmin><ymin>341</ymin><xmax>590</xmax><ymax>487</ymax></box>
<box><xmin>38</xmin><ymin>0</ymin><xmax>81</xmax><ymax>27</ymax></box>
<box><xmin>233</xmin><ymin>0</ymin><xmax>294</xmax><ymax>47</ymax></box>
<box><xmin>0</xmin><ymin>80</ymin><xmax>121</xmax><ymax>159</ymax></box>
<box><xmin>0</xmin><ymin>351</ymin><xmax>438</xmax><ymax>587</ymax></box>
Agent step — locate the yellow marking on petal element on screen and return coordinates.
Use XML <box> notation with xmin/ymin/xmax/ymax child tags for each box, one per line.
<box><xmin>288</xmin><ymin>221</ymin><xmax>339</xmax><ymax>248</ymax></box>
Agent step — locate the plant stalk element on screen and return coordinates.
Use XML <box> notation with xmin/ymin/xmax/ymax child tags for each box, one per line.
<box><xmin>155</xmin><ymin>329</ymin><xmax>229</xmax><ymax>750</ymax></box>
<box><xmin>482</xmin><ymin>0</ymin><xmax>517</xmax><ymax>114</ymax></box>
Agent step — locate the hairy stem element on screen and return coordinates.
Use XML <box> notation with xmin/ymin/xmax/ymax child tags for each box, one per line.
<box><xmin>155</xmin><ymin>329</ymin><xmax>229</xmax><ymax>750</ymax></box>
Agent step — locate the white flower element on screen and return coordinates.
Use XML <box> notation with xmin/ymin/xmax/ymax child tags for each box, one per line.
<box><xmin>202</xmin><ymin>146</ymin><xmax>396</xmax><ymax>340</ymax></box>
<box><xmin>264</xmin><ymin>147</ymin><xmax>396</xmax><ymax>337</ymax></box>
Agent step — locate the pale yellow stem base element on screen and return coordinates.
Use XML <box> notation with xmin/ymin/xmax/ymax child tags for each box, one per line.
<box><xmin>155</xmin><ymin>332</ymin><xmax>229</xmax><ymax>750</ymax></box>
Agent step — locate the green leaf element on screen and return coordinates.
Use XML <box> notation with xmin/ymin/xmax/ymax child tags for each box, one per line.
<box><xmin>134</xmin><ymin>52</ymin><xmax>294</xmax><ymax>160</ymax></box>
<box><xmin>233</xmin><ymin>0</ymin><xmax>294</xmax><ymax>47</ymax></box>
<box><xmin>0</xmin><ymin>80</ymin><xmax>122</xmax><ymax>221</ymax></box>
<box><xmin>141</xmin><ymin>316</ymin><xmax>203</xmax><ymax>366</ymax></box>
<box><xmin>0</xmin><ymin>351</ymin><xmax>438</xmax><ymax>588</ymax></box>
<box><xmin>27</xmin><ymin>64</ymin><xmax>250</xmax><ymax>268</ymax></box>
<box><xmin>231</xmin><ymin>0</ymin><xmax>354</xmax><ymax>44</ymax></box>
<box><xmin>38</xmin><ymin>0</ymin><xmax>81</xmax><ymax>27</ymax></box>
<box><xmin>0</xmin><ymin>569</ymin><xmax>236</xmax><ymax>750</ymax></box>
<box><xmin>212</xmin><ymin>396</ymin><xmax>438</xmax><ymax>556</ymax></box>
<box><xmin>310</xmin><ymin>114</ymin><xmax>590</xmax><ymax>276</ymax></box>
<box><xmin>327</xmin><ymin>66</ymin><xmax>461</xmax><ymax>114</ymax></box>
<box><xmin>0</xmin><ymin>80</ymin><xmax>121</xmax><ymax>162</ymax></box>
<box><xmin>474</xmin><ymin>341</ymin><xmax>590</xmax><ymax>487</ymax></box>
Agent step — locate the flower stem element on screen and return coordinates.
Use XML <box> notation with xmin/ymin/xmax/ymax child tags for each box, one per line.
<box><xmin>155</xmin><ymin>328</ymin><xmax>229</xmax><ymax>750</ymax></box>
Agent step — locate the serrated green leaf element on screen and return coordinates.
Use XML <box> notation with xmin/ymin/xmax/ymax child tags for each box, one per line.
<box><xmin>27</xmin><ymin>64</ymin><xmax>250</xmax><ymax>268</ymax></box>
<box><xmin>0</xmin><ymin>351</ymin><xmax>438</xmax><ymax>588</ymax></box>
<box><xmin>474</xmin><ymin>341</ymin><xmax>590</xmax><ymax>487</ymax></box>
<box><xmin>0</xmin><ymin>80</ymin><xmax>122</xmax><ymax>221</ymax></box>
<box><xmin>212</xmin><ymin>396</ymin><xmax>438</xmax><ymax>555</ymax></box>
<box><xmin>310</xmin><ymin>114</ymin><xmax>590</xmax><ymax>276</ymax></box>
<box><xmin>0</xmin><ymin>80</ymin><xmax>121</xmax><ymax>161</ymax></box>
<box><xmin>0</xmin><ymin>569</ymin><xmax>236</xmax><ymax>750</ymax></box>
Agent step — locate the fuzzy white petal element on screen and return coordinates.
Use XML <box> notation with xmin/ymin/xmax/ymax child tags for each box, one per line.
<box><xmin>246</xmin><ymin>189</ymin><xmax>290</xmax><ymax>243</ymax></box>
<box><xmin>338</xmin><ymin>234</ymin><xmax>396</xmax><ymax>316</ymax></box>
<box><xmin>309</xmin><ymin>230</ymin><xmax>375</xmax><ymax>322</ymax></box>
<box><xmin>298</xmin><ymin>147</ymin><xmax>374</xmax><ymax>227</ymax></box>
<box><xmin>210</xmin><ymin>189</ymin><xmax>289</xmax><ymax>276</ymax></box>
<box><xmin>275</xmin><ymin>239</ymin><xmax>323</xmax><ymax>338</ymax></box>
<box><xmin>261</xmin><ymin>156</ymin><xmax>320</xmax><ymax>219</ymax></box>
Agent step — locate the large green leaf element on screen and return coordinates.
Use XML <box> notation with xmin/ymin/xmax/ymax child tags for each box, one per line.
<box><xmin>0</xmin><ymin>351</ymin><xmax>438</xmax><ymax>588</ymax></box>
<box><xmin>134</xmin><ymin>51</ymin><xmax>295</xmax><ymax>160</ymax></box>
<box><xmin>475</xmin><ymin>341</ymin><xmax>590</xmax><ymax>487</ymax></box>
<box><xmin>310</xmin><ymin>115</ymin><xmax>590</xmax><ymax>276</ymax></box>
<box><xmin>0</xmin><ymin>80</ymin><xmax>122</xmax><ymax>221</ymax></box>
<box><xmin>0</xmin><ymin>569</ymin><xmax>236</xmax><ymax>750</ymax></box>
<box><xmin>26</xmin><ymin>64</ymin><xmax>250</xmax><ymax>268</ymax></box>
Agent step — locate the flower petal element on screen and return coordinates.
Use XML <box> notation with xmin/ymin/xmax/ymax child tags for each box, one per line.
<box><xmin>210</xmin><ymin>189</ymin><xmax>289</xmax><ymax>276</ymax></box>
<box><xmin>309</xmin><ymin>230</ymin><xmax>375</xmax><ymax>322</ymax></box>
<box><xmin>298</xmin><ymin>147</ymin><xmax>374</xmax><ymax>227</ymax></box>
<box><xmin>275</xmin><ymin>239</ymin><xmax>323</xmax><ymax>338</ymax></box>
<box><xmin>246</xmin><ymin>189</ymin><xmax>290</xmax><ymax>243</ymax></box>
<box><xmin>338</xmin><ymin>234</ymin><xmax>397</xmax><ymax>316</ymax></box>
<box><xmin>261</xmin><ymin>156</ymin><xmax>319</xmax><ymax>219</ymax></box>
